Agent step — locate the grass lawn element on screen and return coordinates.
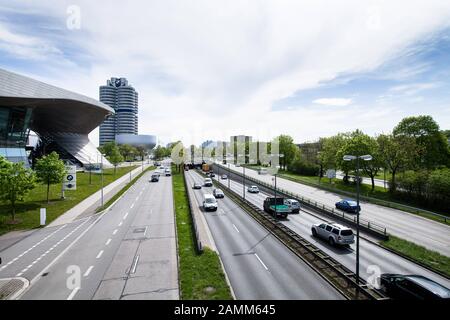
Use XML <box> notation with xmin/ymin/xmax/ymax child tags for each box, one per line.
<box><xmin>381</xmin><ymin>236</ymin><xmax>450</xmax><ymax>277</ymax></box>
<box><xmin>172</xmin><ymin>167</ymin><xmax>233</xmax><ymax>300</ymax></box>
<box><xmin>0</xmin><ymin>166</ymin><xmax>137</xmax><ymax>236</ymax></box>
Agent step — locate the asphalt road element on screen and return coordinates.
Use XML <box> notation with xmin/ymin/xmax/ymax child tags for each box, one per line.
<box><xmin>212</xmin><ymin>174</ymin><xmax>450</xmax><ymax>290</ymax></box>
<box><xmin>1</xmin><ymin>162</ymin><xmax>178</xmax><ymax>300</ymax></box>
<box><xmin>185</xmin><ymin>170</ymin><xmax>344</xmax><ymax>300</ymax></box>
<box><xmin>218</xmin><ymin>163</ymin><xmax>450</xmax><ymax>257</ymax></box>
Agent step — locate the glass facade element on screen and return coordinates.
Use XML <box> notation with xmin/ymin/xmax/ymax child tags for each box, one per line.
<box><xmin>0</xmin><ymin>106</ymin><xmax>32</xmax><ymax>163</ymax></box>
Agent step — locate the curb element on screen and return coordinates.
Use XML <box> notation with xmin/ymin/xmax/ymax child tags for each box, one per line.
<box><xmin>0</xmin><ymin>277</ymin><xmax>29</xmax><ymax>300</ymax></box>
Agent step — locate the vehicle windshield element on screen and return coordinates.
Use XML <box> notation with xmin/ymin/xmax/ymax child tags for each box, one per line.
<box><xmin>347</xmin><ymin>201</ymin><xmax>357</xmax><ymax>206</ymax></box>
<box><xmin>205</xmin><ymin>198</ymin><xmax>216</xmax><ymax>204</ymax></box>
<box><xmin>340</xmin><ymin>230</ymin><xmax>353</xmax><ymax>236</ymax></box>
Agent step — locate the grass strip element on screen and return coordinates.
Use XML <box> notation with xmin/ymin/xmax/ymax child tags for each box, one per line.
<box><xmin>172</xmin><ymin>167</ymin><xmax>233</xmax><ymax>300</ymax></box>
<box><xmin>381</xmin><ymin>235</ymin><xmax>450</xmax><ymax>277</ymax></box>
<box><xmin>0</xmin><ymin>165</ymin><xmax>138</xmax><ymax>235</ymax></box>
<box><xmin>95</xmin><ymin>166</ymin><xmax>155</xmax><ymax>213</ymax></box>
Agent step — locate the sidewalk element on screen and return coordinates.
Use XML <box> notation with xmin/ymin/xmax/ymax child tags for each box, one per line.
<box><xmin>48</xmin><ymin>164</ymin><xmax>151</xmax><ymax>227</ymax></box>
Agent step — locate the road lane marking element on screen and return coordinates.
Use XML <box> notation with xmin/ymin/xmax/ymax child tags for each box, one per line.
<box><xmin>84</xmin><ymin>266</ymin><xmax>94</xmax><ymax>277</ymax></box>
<box><xmin>123</xmin><ymin>212</ymin><xmax>129</xmax><ymax>220</ymax></box>
<box><xmin>130</xmin><ymin>203</ymin><xmax>135</xmax><ymax>209</ymax></box>
<box><xmin>130</xmin><ymin>255</ymin><xmax>140</xmax><ymax>274</ymax></box>
<box><xmin>118</xmin><ymin>221</ymin><xmax>123</xmax><ymax>227</ymax></box>
<box><xmin>105</xmin><ymin>239</ymin><xmax>112</xmax><ymax>246</ymax></box>
<box><xmin>96</xmin><ymin>250</ymin><xmax>104</xmax><ymax>259</ymax></box>
<box><xmin>232</xmin><ymin>224</ymin><xmax>240</xmax><ymax>233</ymax></box>
<box><xmin>254</xmin><ymin>254</ymin><xmax>269</xmax><ymax>271</ymax></box>
<box><xmin>113</xmin><ymin>229</ymin><xmax>118</xmax><ymax>235</ymax></box>
<box><xmin>67</xmin><ymin>287</ymin><xmax>80</xmax><ymax>300</ymax></box>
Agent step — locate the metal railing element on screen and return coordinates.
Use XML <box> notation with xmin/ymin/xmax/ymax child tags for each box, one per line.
<box><xmin>196</xmin><ymin>169</ymin><xmax>388</xmax><ymax>300</ymax></box>
<box><xmin>215</xmin><ymin>164</ymin><xmax>389</xmax><ymax>240</ymax></box>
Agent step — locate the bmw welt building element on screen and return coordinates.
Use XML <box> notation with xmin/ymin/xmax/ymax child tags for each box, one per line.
<box><xmin>0</xmin><ymin>68</ymin><xmax>113</xmax><ymax>167</ymax></box>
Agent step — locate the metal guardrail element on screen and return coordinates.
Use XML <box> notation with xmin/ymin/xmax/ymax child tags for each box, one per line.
<box><xmin>182</xmin><ymin>171</ymin><xmax>203</xmax><ymax>253</ymax></box>
<box><xmin>215</xmin><ymin>164</ymin><xmax>389</xmax><ymax>240</ymax></box>
<box><xmin>196</xmin><ymin>169</ymin><xmax>388</xmax><ymax>300</ymax></box>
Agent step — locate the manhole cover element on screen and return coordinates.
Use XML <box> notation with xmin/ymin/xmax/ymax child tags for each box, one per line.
<box><xmin>133</xmin><ymin>228</ymin><xmax>146</xmax><ymax>233</ymax></box>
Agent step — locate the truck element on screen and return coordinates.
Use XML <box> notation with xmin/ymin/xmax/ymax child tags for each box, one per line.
<box><xmin>202</xmin><ymin>163</ymin><xmax>210</xmax><ymax>172</ymax></box>
<box><xmin>263</xmin><ymin>197</ymin><xmax>290</xmax><ymax>219</ymax></box>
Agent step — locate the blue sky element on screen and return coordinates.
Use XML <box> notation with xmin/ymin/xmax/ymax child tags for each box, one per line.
<box><xmin>0</xmin><ymin>1</ymin><xmax>449</xmax><ymax>146</ymax></box>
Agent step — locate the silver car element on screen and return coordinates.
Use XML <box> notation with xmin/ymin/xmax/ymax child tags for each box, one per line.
<box><xmin>311</xmin><ymin>222</ymin><xmax>354</xmax><ymax>246</ymax></box>
<box><xmin>284</xmin><ymin>199</ymin><xmax>300</xmax><ymax>213</ymax></box>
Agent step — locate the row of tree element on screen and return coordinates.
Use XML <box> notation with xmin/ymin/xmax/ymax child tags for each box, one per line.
<box><xmin>0</xmin><ymin>152</ymin><xmax>67</xmax><ymax>221</ymax></box>
<box><xmin>98</xmin><ymin>142</ymin><xmax>149</xmax><ymax>173</ymax></box>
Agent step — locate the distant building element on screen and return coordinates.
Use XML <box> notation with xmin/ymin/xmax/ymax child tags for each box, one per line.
<box><xmin>99</xmin><ymin>77</ymin><xmax>138</xmax><ymax>145</ymax></box>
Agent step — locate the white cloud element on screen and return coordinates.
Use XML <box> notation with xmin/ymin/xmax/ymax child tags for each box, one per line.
<box><xmin>389</xmin><ymin>82</ymin><xmax>439</xmax><ymax>95</ymax></box>
<box><xmin>1</xmin><ymin>0</ymin><xmax>450</xmax><ymax>145</ymax></box>
<box><xmin>313</xmin><ymin>98</ymin><xmax>353</xmax><ymax>107</ymax></box>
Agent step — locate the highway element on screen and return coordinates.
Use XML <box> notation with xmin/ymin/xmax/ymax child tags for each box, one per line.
<box><xmin>218</xmin><ymin>163</ymin><xmax>450</xmax><ymax>257</ymax></box>
<box><xmin>0</xmin><ymin>163</ymin><xmax>178</xmax><ymax>300</ymax></box>
<box><xmin>185</xmin><ymin>170</ymin><xmax>344</xmax><ymax>300</ymax></box>
<box><xmin>210</xmin><ymin>171</ymin><xmax>450</xmax><ymax>290</ymax></box>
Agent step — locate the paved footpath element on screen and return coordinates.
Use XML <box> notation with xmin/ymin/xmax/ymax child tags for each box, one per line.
<box><xmin>0</xmin><ymin>164</ymin><xmax>178</xmax><ymax>300</ymax></box>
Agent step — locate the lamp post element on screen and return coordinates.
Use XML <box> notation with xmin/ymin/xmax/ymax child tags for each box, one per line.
<box><xmin>271</xmin><ymin>153</ymin><xmax>284</xmax><ymax>215</ymax></box>
<box><xmin>343</xmin><ymin>154</ymin><xmax>372</xmax><ymax>285</ymax></box>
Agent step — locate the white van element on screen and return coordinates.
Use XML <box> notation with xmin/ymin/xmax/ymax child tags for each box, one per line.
<box><xmin>203</xmin><ymin>194</ymin><xmax>218</xmax><ymax>211</ymax></box>
<box><xmin>204</xmin><ymin>178</ymin><xmax>213</xmax><ymax>187</ymax></box>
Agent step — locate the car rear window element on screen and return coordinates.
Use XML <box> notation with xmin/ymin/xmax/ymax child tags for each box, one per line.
<box><xmin>340</xmin><ymin>230</ymin><xmax>353</xmax><ymax>236</ymax></box>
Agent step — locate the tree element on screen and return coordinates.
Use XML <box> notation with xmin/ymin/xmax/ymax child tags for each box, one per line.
<box><xmin>108</xmin><ymin>148</ymin><xmax>124</xmax><ymax>175</ymax></box>
<box><xmin>118</xmin><ymin>144</ymin><xmax>137</xmax><ymax>161</ymax></box>
<box><xmin>276</xmin><ymin>135</ymin><xmax>298</xmax><ymax>170</ymax></box>
<box><xmin>336</xmin><ymin>130</ymin><xmax>383</xmax><ymax>190</ymax></box>
<box><xmin>34</xmin><ymin>152</ymin><xmax>66</xmax><ymax>203</ymax></box>
<box><xmin>320</xmin><ymin>133</ymin><xmax>349</xmax><ymax>172</ymax></box>
<box><xmin>393</xmin><ymin>115</ymin><xmax>450</xmax><ymax>169</ymax></box>
<box><xmin>135</xmin><ymin>146</ymin><xmax>147</xmax><ymax>161</ymax></box>
<box><xmin>98</xmin><ymin>141</ymin><xmax>118</xmax><ymax>158</ymax></box>
<box><xmin>377</xmin><ymin>134</ymin><xmax>418</xmax><ymax>192</ymax></box>
<box><xmin>0</xmin><ymin>158</ymin><xmax>36</xmax><ymax>221</ymax></box>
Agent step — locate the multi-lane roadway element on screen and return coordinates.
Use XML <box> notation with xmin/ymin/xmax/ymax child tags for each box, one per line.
<box><xmin>0</xmin><ymin>165</ymin><xmax>178</xmax><ymax>300</ymax></box>
<box><xmin>185</xmin><ymin>170</ymin><xmax>344</xmax><ymax>300</ymax></box>
<box><xmin>217</xmin><ymin>163</ymin><xmax>450</xmax><ymax>257</ymax></box>
<box><xmin>209</xmin><ymin>171</ymin><xmax>450</xmax><ymax>290</ymax></box>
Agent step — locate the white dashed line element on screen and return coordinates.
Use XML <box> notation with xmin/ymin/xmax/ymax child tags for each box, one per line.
<box><xmin>96</xmin><ymin>250</ymin><xmax>104</xmax><ymax>259</ymax></box>
<box><xmin>118</xmin><ymin>221</ymin><xmax>123</xmax><ymax>227</ymax></box>
<box><xmin>254</xmin><ymin>254</ymin><xmax>269</xmax><ymax>271</ymax></box>
<box><xmin>105</xmin><ymin>239</ymin><xmax>112</xmax><ymax>246</ymax></box>
<box><xmin>232</xmin><ymin>224</ymin><xmax>240</xmax><ymax>233</ymax></box>
<box><xmin>67</xmin><ymin>287</ymin><xmax>80</xmax><ymax>300</ymax></box>
<box><xmin>123</xmin><ymin>212</ymin><xmax>129</xmax><ymax>220</ymax></box>
<box><xmin>84</xmin><ymin>266</ymin><xmax>94</xmax><ymax>277</ymax></box>
<box><xmin>130</xmin><ymin>203</ymin><xmax>135</xmax><ymax>209</ymax></box>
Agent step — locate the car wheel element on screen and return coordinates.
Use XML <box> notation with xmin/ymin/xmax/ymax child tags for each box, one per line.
<box><xmin>329</xmin><ymin>237</ymin><xmax>335</xmax><ymax>246</ymax></box>
<box><xmin>312</xmin><ymin>229</ymin><xmax>317</xmax><ymax>237</ymax></box>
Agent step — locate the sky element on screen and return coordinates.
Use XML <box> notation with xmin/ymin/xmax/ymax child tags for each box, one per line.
<box><xmin>0</xmin><ymin>0</ymin><xmax>450</xmax><ymax>147</ymax></box>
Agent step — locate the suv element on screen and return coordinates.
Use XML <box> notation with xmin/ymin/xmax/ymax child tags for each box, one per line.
<box><xmin>203</xmin><ymin>194</ymin><xmax>218</xmax><ymax>211</ymax></box>
<box><xmin>164</xmin><ymin>168</ymin><xmax>171</xmax><ymax>176</ymax></box>
<box><xmin>213</xmin><ymin>189</ymin><xmax>224</xmax><ymax>198</ymax></box>
<box><xmin>311</xmin><ymin>222</ymin><xmax>354</xmax><ymax>246</ymax></box>
<box><xmin>284</xmin><ymin>199</ymin><xmax>300</xmax><ymax>213</ymax></box>
<box><xmin>380</xmin><ymin>274</ymin><xmax>450</xmax><ymax>300</ymax></box>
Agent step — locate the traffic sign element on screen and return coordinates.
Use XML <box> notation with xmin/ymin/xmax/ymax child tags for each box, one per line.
<box><xmin>63</xmin><ymin>165</ymin><xmax>77</xmax><ymax>190</ymax></box>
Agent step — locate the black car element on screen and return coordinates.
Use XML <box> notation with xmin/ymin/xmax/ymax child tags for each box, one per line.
<box><xmin>150</xmin><ymin>174</ymin><xmax>159</xmax><ymax>182</ymax></box>
<box><xmin>209</xmin><ymin>172</ymin><xmax>215</xmax><ymax>178</ymax></box>
<box><xmin>380</xmin><ymin>274</ymin><xmax>450</xmax><ymax>300</ymax></box>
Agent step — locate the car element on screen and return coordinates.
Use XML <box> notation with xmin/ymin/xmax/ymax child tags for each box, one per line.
<box><xmin>159</xmin><ymin>166</ymin><xmax>165</xmax><ymax>170</ymax></box>
<box><xmin>209</xmin><ymin>172</ymin><xmax>215</xmax><ymax>178</ymax></box>
<box><xmin>380</xmin><ymin>274</ymin><xmax>450</xmax><ymax>300</ymax></box>
<box><xmin>213</xmin><ymin>189</ymin><xmax>224</xmax><ymax>198</ymax></box>
<box><xmin>258</xmin><ymin>168</ymin><xmax>268</xmax><ymax>175</ymax></box>
<box><xmin>150</xmin><ymin>173</ymin><xmax>159</xmax><ymax>182</ymax></box>
<box><xmin>221</xmin><ymin>174</ymin><xmax>228</xmax><ymax>180</ymax></box>
<box><xmin>284</xmin><ymin>199</ymin><xmax>300</xmax><ymax>213</ymax></box>
<box><xmin>335</xmin><ymin>199</ymin><xmax>360</xmax><ymax>214</ymax></box>
<box><xmin>247</xmin><ymin>185</ymin><xmax>259</xmax><ymax>193</ymax></box>
<box><xmin>164</xmin><ymin>168</ymin><xmax>171</xmax><ymax>176</ymax></box>
<box><xmin>203</xmin><ymin>194</ymin><xmax>218</xmax><ymax>211</ymax></box>
<box><xmin>193</xmin><ymin>182</ymin><xmax>202</xmax><ymax>189</ymax></box>
<box><xmin>204</xmin><ymin>178</ymin><xmax>213</xmax><ymax>187</ymax></box>
<box><xmin>311</xmin><ymin>222</ymin><xmax>355</xmax><ymax>246</ymax></box>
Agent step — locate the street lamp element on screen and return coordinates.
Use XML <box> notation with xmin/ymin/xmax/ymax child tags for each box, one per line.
<box><xmin>238</xmin><ymin>154</ymin><xmax>246</xmax><ymax>200</ymax></box>
<box><xmin>343</xmin><ymin>154</ymin><xmax>372</xmax><ymax>285</ymax></box>
<box><xmin>271</xmin><ymin>153</ymin><xmax>284</xmax><ymax>215</ymax></box>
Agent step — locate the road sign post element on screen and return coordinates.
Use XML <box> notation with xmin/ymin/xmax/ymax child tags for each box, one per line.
<box><xmin>40</xmin><ymin>208</ymin><xmax>46</xmax><ymax>226</ymax></box>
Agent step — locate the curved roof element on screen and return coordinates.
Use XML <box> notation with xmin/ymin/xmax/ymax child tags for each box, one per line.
<box><xmin>0</xmin><ymin>68</ymin><xmax>114</xmax><ymax>134</ymax></box>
